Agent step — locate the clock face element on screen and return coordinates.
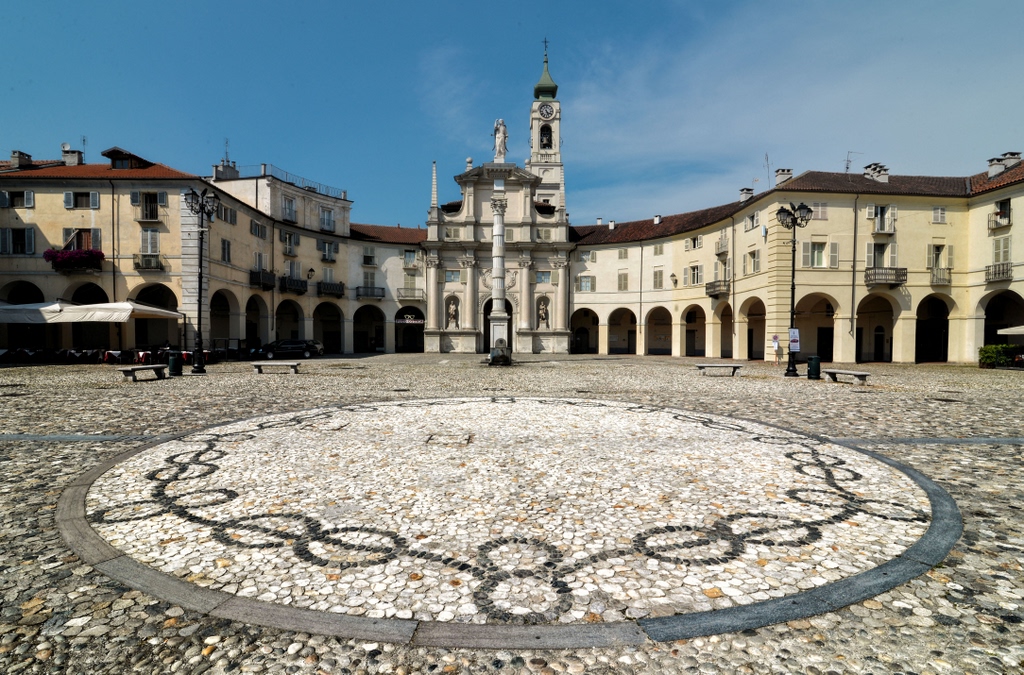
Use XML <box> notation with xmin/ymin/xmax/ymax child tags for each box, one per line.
<box><xmin>539</xmin><ymin>103</ymin><xmax>554</xmax><ymax>120</ymax></box>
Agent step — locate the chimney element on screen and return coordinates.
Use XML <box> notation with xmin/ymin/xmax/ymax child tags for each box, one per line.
<box><xmin>775</xmin><ymin>168</ymin><xmax>792</xmax><ymax>185</ymax></box>
<box><xmin>596</xmin><ymin>217</ymin><xmax>602</xmax><ymax>226</ymax></box>
<box><xmin>739</xmin><ymin>187</ymin><xmax>754</xmax><ymax>202</ymax></box>
<box><xmin>61</xmin><ymin>144</ymin><xmax>84</xmax><ymax>166</ymax></box>
<box><xmin>213</xmin><ymin>158</ymin><xmax>239</xmax><ymax>180</ymax></box>
<box><xmin>1001</xmin><ymin>151</ymin><xmax>1021</xmax><ymax>169</ymax></box>
<box><xmin>653</xmin><ymin>214</ymin><xmax>662</xmax><ymax>225</ymax></box>
<box><xmin>988</xmin><ymin>157</ymin><xmax>1005</xmax><ymax>178</ymax></box>
<box><xmin>863</xmin><ymin>163</ymin><xmax>889</xmax><ymax>183</ymax></box>
<box><xmin>609</xmin><ymin>220</ymin><xmax>616</xmax><ymax>230</ymax></box>
<box><xmin>10</xmin><ymin>151</ymin><xmax>31</xmax><ymax>169</ymax></box>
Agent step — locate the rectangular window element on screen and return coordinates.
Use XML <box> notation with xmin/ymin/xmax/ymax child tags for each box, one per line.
<box><xmin>362</xmin><ymin>246</ymin><xmax>375</xmax><ymax>265</ymax></box>
<box><xmin>319</xmin><ymin>207</ymin><xmax>335</xmax><ymax>231</ymax></box>
<box><xmin>617</xmin><ymin>271</ymin><xmax>628</xmax><ymax>291</ymax></box>
<box><xmin>214</xmin><ymin>203</ymin><xmax>236</xmax><ymax>225</ymax></box>
<box><xmin>64</xmin><ymin>191</ymin><xmax>99</xmax><ymax>209</ymax></box>
<box><xmin>0</xmin><ymin>190</ymin><xmax>34</xmax><ymax>209</ymax></box>
<box><xmin>282</xmin><ymin>197</ymin><xmax>296</xmax><ymax>222</ymax></box>
<box><xmin>363</xmin><ymin>270</ymin><xmax>376</xmax><ymax>287</ymax></box>
<box><xmin>404</xmin><ymin>250</ymin><xmax>417</xmax><ymax>267</ymax></box>
<box><xmin>618</xmin><ymin>248</ymin><xmax>628</xmax><ymax>259</ymax></box>
<box><xmin>579</xmin><ymin>250</ymin><xmax>595</xmax><ymax>262</ymax></box>
<box><xmin>811</xmin><ymin>242</ymin><xmax>826</xmax><ymax>268</ymax></box>
<box><xmin>318</xmin><ymin>239</ymin><xmax>336</xmax><ymax>261</ymax></box>
<box><xmin>932</xmin><ymin>207</ymin><xmax>946</xmax><ymax>223</ymax></box>
<box><xmin>576</xmin><ymin>275</ymin><xmax>595</xmax><ymax>292</ymax></box>
<box><xmin>404</xmin><ymin>272</ymin><xmax>416</xmax><ymax>289</ymax></box>
<box><xmin>994</xmin><ymin>236</ymin><xmax>1011</xmax><ymax>264</ymax></box>
<box><xmin>253</xmin><ymin>252</ymin><xmax>266</xmax><ymax>271</ymax></box>
<box><xmin>689</xmin><ymin>265</ymin><xmax>703</xmax><ymax>285</ymax></box>
<box><xmin>250</xmin><ymin>220</ymin><xmax>267</xmax><ymax>239</ymax></box>
<box><xmin>653</xmin><ymin>243</ymin><xmax>664</xmax><ymax>256</ymax></box>
<box><xmin>141</xmin><ymin>228</ymin><xmax>159</xmax><ymax>254</ymax></box>
<box><xmin>535</xmin><ymin>271</ymin><xmax>551</xmax><ymax>284</ymax></box>
<box><xmin>811</xmin><ymin>202</ymin><xmax>828</xmax><ymax>220</ymax></box>
<box><xmin>282</xmin><ymin>232</ymin><xmax>299</xmax><ymax>256</ymax></box>
<box><xmin>653</xmin><ymin>268</ymin><xmax>664</xmax><ymax>289</ymax></box>
<box><xmin>538</xmin><ymin>228</ymin><xmax>552</xmax><ymax>241</ymax></box>
<box><xmin>220</xmin><ymin>239</ymin><xmax>231</xmax><ymax>263</ymax></box>
<box><xmin>685</xmin><ymin>235</ymin><xmax>704</xmax><ymax>250</ymax></box>
<box><xmin>323</xmin><ymin>267</ymin><xmax>334</xmax><ymax>283</ymax></box>
<box><xmin>445</xmin><ymin>269</ymin><xmax>461</xmax><ymax>283</ymax></box>
<box><xmin>0</xmin><ymin>227</ymin><xmax>35</xmax><ymax>254</ymax></box>
<box><xmin>506</xmin><ymin>229</ymin><xmax>514</xmax><ymax>242</ymax></box>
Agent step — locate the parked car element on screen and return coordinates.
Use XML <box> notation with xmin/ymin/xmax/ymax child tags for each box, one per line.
<box><xmin>256</xmin><ymin>339</ymin><xmax>324</xmax><ymax>359</ymax></box>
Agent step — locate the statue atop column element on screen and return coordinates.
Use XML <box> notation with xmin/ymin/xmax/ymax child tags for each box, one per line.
<box><xmin>493</xmin><ymin>119</ymin><xmax>508</xmax><ymax>163</ymax></box>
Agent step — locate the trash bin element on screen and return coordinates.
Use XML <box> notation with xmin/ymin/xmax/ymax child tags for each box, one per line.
<box><xmin>168</xmin><ymin>352</ymin><xmax>182</xmax><ymax>377</ymax></box>
<box><xmin>807</xmin><ymin>355</ymin><xmax>821</xmax><ymax>380</ymax></box>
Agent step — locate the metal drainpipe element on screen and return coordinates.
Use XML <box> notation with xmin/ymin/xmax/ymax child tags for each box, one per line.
<box><xmin>638</xmin><ymin>242</ymin><xmax>643</xmax><ymax>353</ymax></box>
<box><xmin>730</xmin><ymin>216</ymin><xmax>736</xmax><ymax>358</ymax></box>
<box><xmin>109</xmin><ymin>180</ymin><xmax>121</xmax><ymax>350</ymax></box>
<box><xmin>850</xmin><ymin>195</ymin><xmax>859</xmax><ymax>339</ymax></box>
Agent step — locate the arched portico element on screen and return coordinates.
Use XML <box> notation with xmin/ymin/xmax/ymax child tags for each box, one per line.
<box><xmin>0</xmin><ymin>280</ymin><xmax>49</xmax><ymax>349</ymax></box>
<box><xmin>131</xmin><ymin>284</ymin><xmax>179</xmax><ymax>349</ymax></box>
<box><xmin>710</xmin><ymin>302</ymin><xmax>733</xmax><ymax>358</ymax></box>
<box><xmin>569</xmin><ymin>308</ymin><xmax>599</xmax><ymax>354</ymax></box>
<box><xmin>916</xmin><ymin>295</ymin><xmax>953</xmax><ymax>363</ymax></box>
<box><xmin>607</xmin><ymin>308</ymin><xmax>637</xmax><ymax>354</ymax></box>
<box><xmin>681</xmin><ymin>305</ymin><xmax>706</xmax><ymax>357</ymax></box>
<box><xmin>354</xmin><ymin>305</ymin><xmax>385</xmax><ymax>353</ymax></box>
<box><xmin>70</xmin><ymin>283</ymin><xmax>111</xmax><ymax>350</ymax></box>
<box><xmin>395</xmin><ymin>306</ymin><xmax>425</xmax><ymax>353</ymax></box>
<box><xmin>275</xmin><ymin>300</ymin><xmax>304</xmax><ymax>342</ymax></box>
<box><xmin>314</xmin><ymin>302</ymin><xmax>344</xmax><ymax>354</ymax></box>
<box><xmin>644</xmin><ymin>306</ymin><xmax>672</xmax><ymax>355</ymax></box>
<box><xmin>739</xmin><ymin>297</ymin><xmax>766</xmax><ymax>361</ymax></box>
<box><xmin>210</xmin><ymin>289</ymin><xmax>241</xmax><ymax>352</ymax></box>
<box><xmin>982</xmin><ymin>290</ymin><xmax>1024</xmax><ymax>346</ymax></box>
<box><xmin>796</xmin><ymin>293</ymin><xmax>839</xmax><ymax>363</ymax></box>
<box><xmin>245</xmin><ymin>295</ymin><xmax>271</xmax><ymax>351</ymax></box>
<box><xmin>856</xmin><ymin>294</ymin><xmax>897</xmax><ymax>363</ymax></box>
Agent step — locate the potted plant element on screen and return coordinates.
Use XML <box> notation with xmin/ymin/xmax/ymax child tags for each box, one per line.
<box><xmin>43</xmin><ymin>248</ymin><xmax>105</xmax><ymax>272</ymax></box>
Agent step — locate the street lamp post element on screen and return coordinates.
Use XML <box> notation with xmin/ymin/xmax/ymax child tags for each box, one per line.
<box><xmin>775</xmin><ymin>202</ymin><xmax>813</xmax><ymax>377</ymax></box>
<box><xmin>183</xmin><ymin>188</ymin><xmax>220</xmax><ymax>374</ymax></box>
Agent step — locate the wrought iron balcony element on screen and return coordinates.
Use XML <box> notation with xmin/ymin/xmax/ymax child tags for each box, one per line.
<box><xmin>356</xmin><ymin>286</ymin><xmax>386</xmax><ymax>299</ymax></box>
<box><xmin>930</xmin><ymin>267</ymin><xmax>952</xmax><ymax>285</ymax></box>
<box><xmin>132</xmin><ymin>253</ymin><xmax>165</xmax><ymax>271</ymax></box>
<box><xmin>249</xmin><ymin>270</ymin><xmax>276</xmax><ymax>290</ymax></box>
<box><xmin>872</xmin><ymin>222</ymin><xmax>896</xmax><ymax>235</ymax></box>
<box><xmin>988</xmin><ymin>212</ymin><xmax>1011</xmax><ymax>230</ymax></box>
<box><xmin>133</xmin><ymin>203</ymin><xmax>161</xmax><ymax>222</ymax></box>
<box><xmin>279</xmin><ymin>276</ymin><xmax>309</xmax><ymax>294</ymax></box>
<box><xmin>864</xmin><ymin>267</ymin><xmax>907</xmax><ymax>287</ymax></box>
<box><xmin>397</xmin><ymin>288</ymin><xmax>425</xmax><ymax>300</ymax></box>
<box><xmin>317</xmin><ymin>281</ymin><xmax>345</xmax><ymax>298</ymax></box>
<box><xmin>714</xmin><ymin>238</ymin><xmax>729</xmax><ymax>255</ymax></box>
<box><xmin>705</xmin><ymin>280</ymin><xmax>730</xmax><ymax>297</ymax></box>
<box><xmin>986</xmin><ymin>262</ymin><xmax>1013</xmax><ymax>282</ymax></box>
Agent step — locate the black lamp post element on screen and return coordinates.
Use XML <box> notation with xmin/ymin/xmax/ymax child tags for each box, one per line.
<box><xmin>183</xmin><ymin>188</ymin><xmax>220</xmax><ymax>374</ymax></box>
<box><xmin>775</xmin><ymin>202</ymin><xmax>813</xmax><ymax>377</ymax></box>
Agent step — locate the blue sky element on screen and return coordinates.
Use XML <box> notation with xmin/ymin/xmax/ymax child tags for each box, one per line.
<box><xmin>5</xmin><ymin>1</ymin><xmax>1023</xmax><ymax>228</ymax></box>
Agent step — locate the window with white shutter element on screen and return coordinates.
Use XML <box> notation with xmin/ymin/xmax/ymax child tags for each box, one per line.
<box><xmin>829</xmin><ymin>242</ymin><xmax>839</xmax><ymax>268</ymax></box>
<box><xmin>801</xmin><ymin>241</ymin><xmax>812</xmax><ymax>267</ymax></box>
<box><xmin>932</xmin><ymin>207</ymin><xmax>946</xmax><ymax>223</ymax></box>
<box><xmin>141</xmin><ymin>228</ymin><xmax>159</xmax><ymax>254</ymax></box>
<box><xmin>888</xmin><ymin>242</ymin><xmax>899</xmax><ymax>267</ymax></box>
<box><xmin>811</xmin><ymin>202</ymin><xmax>828</xmax><ymax>220</ymax></box>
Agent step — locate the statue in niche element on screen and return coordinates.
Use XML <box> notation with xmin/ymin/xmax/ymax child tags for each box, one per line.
<box><xmin>493</xmin><ymin>119</ymin><xmax>508</xmax><ymax>162</ymax></box>
<box><xmin>537</xmin><ymin>298</ymin><xmax>549</xmax><ymax>329</ymax></box>
<box><xmin>446</xmin><ymin>299</ymin><xmax>460</xmax><ymax>330</ymax></box>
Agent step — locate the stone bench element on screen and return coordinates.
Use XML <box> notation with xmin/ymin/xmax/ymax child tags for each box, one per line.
<box><xmin>821</xmin><ymin>369</ymin><xmax>870</xmax><ymax>385</ymax></box>
<box><xmin>117</xmin><ymin>365</ymin><xmax>167</xmax><ymax>382</ymax></box>
<box><xmin>695</xmin><ymin>364</ymin><xmax>743</xmax><ymax>376</ymax></box>
<box><xmin>251</xmin><ymin>361</ymin><xmax>300</xmax><ymax>375</ymax></box>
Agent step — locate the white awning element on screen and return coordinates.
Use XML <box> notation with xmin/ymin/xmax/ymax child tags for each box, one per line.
<box><xmin>0</xmin><ymin>301</ymin><xmax>182</xmax><ymax>323</ymax></box>
<box><xmin>997</xmin><ymin>326</ymin><xmax>1024</xmax><ymax>336</ymax></box>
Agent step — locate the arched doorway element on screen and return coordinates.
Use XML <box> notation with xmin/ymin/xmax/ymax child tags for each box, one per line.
<box><xmin>133</xmin><ymin>284</ymin><xmax>178</xmax><ymax>348</ymax></box>
<box><xmin>716</xmin><ymin>303</ymin><xmax>733</xmax><ymax>358</ymax></box>
<box><xmin>395</xmin><ymin>306</ymin><xmax>425</xmax><ymax>353</ymax></box>
<box><xmin>983</xmin><ymin>291</ymin><xmax>1024</xmax><ymax>346</ymax></box>
<box><xmin>645</xmin><ymin>307</ymin><xmax>672</xmax><ymax>355</ymax></box>
<box><xmin>682</xmin><ymin>305</ymin><xmax>706</xmax><ymax>356</ymax></box>
<box><xmin>608</xmin><ymin>308</ymin><xmax>637</xmax><ymax>354</ymax></box>
<box><xmin>354</xmin><ymin>305</ymin><xmax>385</xmax><ymax>353</ymax></box>
<box><xmin>314</xmin><ymin>302</ymin><xmax>344</xmax><ymax>354</ymax></box>
<box><xmin>210</xmin><ymin>290</ymin><xmax>238</xmax><ymax>352</ymax></box>
<box><xmin>275</xmin><ymin>300</ymin><xmax>303</xmax><ymax>341</ymax></box>
<box><xmin>71</xmin><ymin>283</ymin><xmax>110</xmax><ymax>349</ymax></box>
<box><xmin>0</xmin><ymin>281</ymin><xmax>47</xmax><ymax>349</ymax></box>
<box><xmin>797</xmin><ymin>294</ymin><xmax>838</xmax><ymax>363</ymax></box>
<box><xmin>740</xmin><ymin>298</ymin><xmax>766</xmax><ymax>360</ymax></box>
<box><xmin>856</xmin><ymin>295</ymin><xmax>895</xmax><ymax>363</ymax></box>
<box><xmin>569</xmin><ymin>308</ymin><xmax>599</xmax><ymax>354</ymax></box>
<box><xmin>245</xmin><ymin>295</ymin><xmax>269</xmax><ymax>351</ymax></box>
<box><xmin>916</xmin><ymin>295</ymin><xmax>951</xmax><ymax>362</ymax></box>
<box><xmin>482</xmin><ymin>299</ymin><xmax>514</xmax><ymax>353</ymax></box>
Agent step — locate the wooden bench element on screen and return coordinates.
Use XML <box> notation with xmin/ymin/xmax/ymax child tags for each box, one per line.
<box><xmin>821</xmin><ymin>369</ymin><xmax>870</xmax><ymax>385</ymax></box>
<box><xmin>251</xmin><ymin>361</ymin><xmax>300</xmax><ymax>375</ymax></box>
<box><xmin>117</xmin><ymin>365</ymin><xmax>167</xmax><ymax>382</ymax></box>
<box><xmin>695</xmin><ymin>363</ymin><xmax>743</xmax><ymax>376</ymax></box>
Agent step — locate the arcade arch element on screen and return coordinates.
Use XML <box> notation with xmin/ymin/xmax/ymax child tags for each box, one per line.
<box><xmin>681</xmin><ymin>305</ymin><xmax>706</xmax><ymax>357</ymax></box>
<box><xmin>314</xmin><ymin>302</ymin><xmax>344</xmax><ymax>354</ymax></box>
<box><xmin>275</xmin><ymin>300</ymin><xmax>303</xmax><ymax>342</ymax></box>
<box><xmin>856</xmin><ymin>294</ymin><xmax>896</xmax><ymax>363</ymax></box>
<box><xmin>395</xmin><ymin>306</ymin><xmax>425</xmax><ymax>353</ymax></box>
<box><xmin>608</xmin><ymin>308</ymin><xmax>637</xmax><ymax>354</ymax></box>
<box><xmin>132</xmin><ymin>284</ymin><xmax>179</xmax><ymax>348</ymax></box>
<box><xmin>569</xmin><ymin>308</ymin><xmax>599</xmax><ymax>354</ymax></box>
<box><xmin>916</xmin><ymin>295</ymin><xmax>953</xmax><ymax>363</ymax></box>
<box><xmin>645</xmin><ymin>306</ymin><xmax>672</xmax><ymax>355</ymax></box>
<box><xmin>739</xmin><ymin>297</ymin><xmax>766</xmax><ymax>361</ymax></box>
<box><xmin>353</xmin><ymin>305</ymin><xmax>385</xmax><ymax>353</ymax></box>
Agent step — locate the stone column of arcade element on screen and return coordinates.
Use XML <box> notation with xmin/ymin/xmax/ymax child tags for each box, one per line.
<box><xmin>425</xmin><ymin>260</ymin><xmax>440</xmax><ymax>331</ymax></box>
<box><xmin>519</xmin><ymin>259</ymin><xmax>533</xmax><ymax>330</ymax></box>
<box><xmin>488</xmin><ymin>189</ymin><xmax>511</xmax><ymax>363</ymax></box>
<box><xmin>463</xmin><ymin>260</ymin><xmax>478</xmax><ymax>331</ymax></box>
<box><xmin>553</xmin><ymin>259</ymin><xmax>569</xmax><ymax>331</ymax></box>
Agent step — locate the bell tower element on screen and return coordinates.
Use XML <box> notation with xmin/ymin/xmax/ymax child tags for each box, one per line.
<box><xmin>528</xmin><ymin>47</ymin><xmax>565</xmax><ymax>214</ymax></box>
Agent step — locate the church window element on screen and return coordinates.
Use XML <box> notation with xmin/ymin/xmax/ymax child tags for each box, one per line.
<box><xmin>445</xmin><ymin>270</ymin><xmax>460</xmax><ymax>283</ymax></box>
<box><xmin>535</xmin><ymin>271</ymin><xmax>551</xmax><ymax>284</ymax></box>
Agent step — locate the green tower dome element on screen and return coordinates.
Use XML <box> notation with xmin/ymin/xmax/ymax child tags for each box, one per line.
<box><xmin>534</xmin><ymin>54</ymin><xmax>558</xmax><ymax>100</ymax></box>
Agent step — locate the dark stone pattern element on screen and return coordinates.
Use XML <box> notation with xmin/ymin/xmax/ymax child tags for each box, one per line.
<box><xmin>89</xmin><ymin>398</ymin><xmax>930</xmax><ymax>625</ymax></box>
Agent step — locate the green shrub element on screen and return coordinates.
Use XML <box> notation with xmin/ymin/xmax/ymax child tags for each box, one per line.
<box><xmin>979</xmin><ymin>344</ymin><xmax>1020</xmax><ymax>368</ymax></box>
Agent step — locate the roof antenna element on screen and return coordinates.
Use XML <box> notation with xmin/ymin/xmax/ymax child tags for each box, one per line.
<box><xmin>80</xmin><ymin>135</ymin><xmax>87</xmax><ymax>150</ymax></box>
<box><xmin>845</xmin><ymin>151</ymin><xmax>862</xmax><ymax>173</ymax></box>
<box><xmin>764</xmin><ymin>153</ymin><xmax>773</xmax><ymax>187</ymax></box>
<box><xmin>224</xmin><ymin>138</ymin><xmax>230</xmax><ymax>163</ymax></box>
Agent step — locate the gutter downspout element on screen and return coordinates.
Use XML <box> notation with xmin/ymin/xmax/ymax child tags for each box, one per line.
<box><xmin>638</xmin><ymin>242</ymin><xmax>643</xmax><ymax>353</ymax></box>
<box><xmin>730</xmin><ymin>216</ymin><xmax>737</xmax><ymax>359</ymax></box>
<box><xmin>109</xmin><ymin>180</ymin><xmax>121</xmax><ymax>350</ymax></box>
<box><xmin>850</xmin><ymin>195</ymin><xmax>859</xmax><ymax>343</ymax></box>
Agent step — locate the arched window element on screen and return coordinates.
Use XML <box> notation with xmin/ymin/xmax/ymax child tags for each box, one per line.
<box><xmin>540</xmin><ymin>124</ymin><xmax>553</xmax><ymax>149</ymax></box>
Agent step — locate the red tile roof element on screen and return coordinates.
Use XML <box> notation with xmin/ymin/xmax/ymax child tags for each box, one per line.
<box><xmin>350</xmin><ymin>223</ymin><xmax>427</xmax><ymax>245</ymax></box>
<box><xmin>777</xmin><ymin>171</ymin><xmax>970</xmax><ymax>197</ymax></box>
<box><xmin>571</xmin><ymin>202</ymin><xmax>747</xmax><ymax>245</ymax></box>
<box><xmin>969</xmin><ymin>161</ymin><xmax>1024</xmax><ymax>195</ymax></box>
<box><xmin>0</xmin><ymin>162</ymin><xmax>197</xmax><ymax>181</ymax></box>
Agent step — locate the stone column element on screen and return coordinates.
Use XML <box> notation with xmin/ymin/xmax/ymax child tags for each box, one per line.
<box><xmin>425</xmin><ymin>259</ymin><xmax>440</xmax><ymax>331</ymax></box>
<box><xmin>488</xmin><ymin>194</ymin><xmax>510</xmax><ymax>348</ymax></box>
<box><xmin>518</xmin><ymin>259</ymin><xmax>533</xmax><ymax>330</ymax></box>
<box><xmin>707</xmin><ymin>311</ymin><xmax>722</xmax><ymax>358</ymax></box>
<box><xmin>552</xmin><ymin>259</ymin><xmax>569</xmax><ymax>331</ymax></box>
<box><xmin>891</xmin><ymin>312</ymin><xmax>916</xmax><ymax>363</ymax></box>
<box><xmin>462</xmin><ymin>259</ymin><xmax>478</xmax><ymax>331</ymax></box>
<box><xmin>598</xmin><ymin>323</ymin><xmax>609</xmax><ymax>355</ymax></box>
<box><xmin>301</xmin><ymin>316</ymin><xmax>314</xmax><ymax>341</ymax></box>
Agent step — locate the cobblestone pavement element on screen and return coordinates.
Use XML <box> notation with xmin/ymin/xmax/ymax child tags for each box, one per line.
<box><xmin>1</xmin><ymin>355</ymin><xmax>1022</xmax><ymax>674</ymax></box>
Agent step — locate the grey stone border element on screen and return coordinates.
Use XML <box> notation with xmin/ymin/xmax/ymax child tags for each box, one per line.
<box><xmin>56</xmin><ymin>400</ymin><xmax>962</xmax><ymax>649</ymax></box>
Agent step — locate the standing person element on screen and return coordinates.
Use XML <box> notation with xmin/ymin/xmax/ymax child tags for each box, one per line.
<box><xmin>772</xmin><ymin>334</ymin><xmax>781</xmax><ymax>365</ymax></box>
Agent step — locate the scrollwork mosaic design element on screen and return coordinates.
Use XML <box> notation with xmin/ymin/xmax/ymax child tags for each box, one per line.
<box><xmin>89</xmin><ymin>398</ymin><xmax>929</xmax><ymax>625</ymax></box>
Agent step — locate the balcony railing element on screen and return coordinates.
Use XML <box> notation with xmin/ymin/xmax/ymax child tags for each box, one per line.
<box><xmin>988</xmin><ymin>212</ymin><xmax>1011</xmax><ymax>230</ymax></box>
<box><xmin>986</xmin><ymin>262</ymin><xmax>1013</xmax><ymax>282</ymax></box>
<box><xmin>705</xmin><ymin>280</ymin><xmax>730</xmax><ymax>297</ymax></box>
<box><xmin>930</xmin><ymin>267</ymin><xmax>952</xmax><ymax>285</ymax></box>
<box><xmin>133</xmin><ymin>253</ymin><xmax>165</xmax><ymax>271</ymax></box>
<box><xmin>403</xmin><ymin>258</ymin><xmax>419</xmax><ymax>270</ymax></box>
<box><xmin>249</xmin><ymin>270</ymin><xmax>276</xmax><ymax>290</ymax></box>
<box><xmin>279</xmin><ymin>276</ymin><xmax>308</xmax><ymax>294</ymax></box>
<box><xmin>356</xmin><ymin>286</ymin><xmax>386</xmax><ymax>299</ymax></box>
<box><xmin>282</xmin><ymin>206</ymin><xmax>297</xmax><ymax>223</ymax></box>
<box><xmin>714</xmin><ymin>238</ymin><xmax>729</xmax><ymax>255</ymax></box>
<box><xmin>865</xmin><ymin>266</ymin><xmax>908</xmax><ymax>287</ymax></box>
<box><xmin>134</xmin><ymin>203</ymin><xmax>161</xmax><ymax>222</ymax></box>
<box><xmin>317</xmin><ymin>281</ymin><xmax>345</xmax><ymax>298</ymax></box>
<box><xmin>872</xmin><ymin>223</ymin><xmax>896</xmax><ymax>235</ymax></box>
<box><xmin>397</xmin><ymin>288</ymin><xmax>425</xmax><ymax>300</ymax></box>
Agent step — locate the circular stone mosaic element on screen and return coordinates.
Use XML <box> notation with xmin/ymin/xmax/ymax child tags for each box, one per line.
<box><xmin>85</xmin><ymin>398</ymin><xmax>935</xmax><ymax>628</ymax></box>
